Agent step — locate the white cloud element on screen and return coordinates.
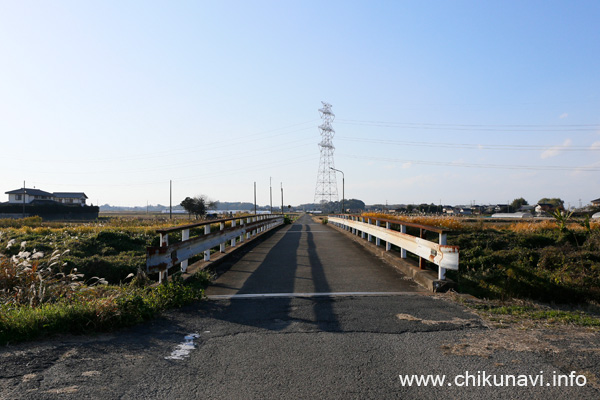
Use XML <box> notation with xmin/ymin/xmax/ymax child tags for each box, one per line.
<box><xmin>559</xmin><ymin>113</ymin><xmax>568</xmax><ymax>119</ymax></box>
<box><xmin>571</xmin><ymin>159</ymin><xmax>600</xmax><ymax>176</ymax></box>
<box><xmin>541</xmin><ymin>139</ymin><xmax>572</xmax><ymax>159</ymax></box>
<box><xmin>590</xmin><ymin>141</ymin><xmax>600</xmax><ymax>150</ymax></box>
<box><xmin>400</xmin><ymin>174</ymin><xmax>433</xmax><ymax>186</ymax></box>
<box><xmin>402</xmin><ymin>162</ymin><xmax>412</xmax><ymax>169</ymax></box>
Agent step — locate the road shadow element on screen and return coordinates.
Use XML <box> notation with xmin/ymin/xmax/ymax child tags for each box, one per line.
<box><xmin>306</xmin><ymin>222</ymin><xmax>340</xmax><ymax>331</ymax></box>
<box><xmin>202</xmin><ymin>216</ymin><xmax>341</xmax><ymax>332</ymax></box>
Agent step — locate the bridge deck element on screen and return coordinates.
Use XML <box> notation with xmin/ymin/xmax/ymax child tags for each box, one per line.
<box><xmin>205</xmin><ymin>214</ymin><xmax>423</xmax><ymax>297</ymax></box>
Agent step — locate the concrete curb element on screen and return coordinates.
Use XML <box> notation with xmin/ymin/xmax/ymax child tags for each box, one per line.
<box><xmin>321</xmin><ymin>217</ymin><xmax>455</xmax><ymax>293</ymax></box>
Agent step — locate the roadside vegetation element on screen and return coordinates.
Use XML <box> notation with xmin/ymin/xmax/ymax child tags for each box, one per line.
<box><xmin>0</xmin><ymin>216</ymin><xmax>214</xmax><ymax>345</ymax></box>
<box><xmin>362</xmin><ymin>212</ymin><xmax>600</xmax><ymax>323</ymax></box>
<box><xmin>0</xmin><ymin>213</ymin><xmax>294</xmax><ymax>344</ymax></box>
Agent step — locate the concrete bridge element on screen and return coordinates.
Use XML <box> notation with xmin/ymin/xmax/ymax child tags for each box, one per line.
<box><xmin>1</xmin><ymin>215</ymin><xmax>598</xmax><ymax>399</ymax></box>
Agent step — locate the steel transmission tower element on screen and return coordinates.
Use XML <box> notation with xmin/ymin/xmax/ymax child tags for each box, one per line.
<box><xmin>314</xmin><ymin>102</ymin><xmax>339</xmax><ymax>204</ymax></box>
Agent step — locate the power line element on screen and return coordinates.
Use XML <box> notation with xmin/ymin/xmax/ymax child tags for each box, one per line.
<box><xmin>2</xmin><ymin>120</ymin><xmax>318</xmax><ymax>164</ymax></box>
<box><xmin>336</xmin><ymin>119</ymin><xmax>600</xmax><ymax>132</ymax></box>
<box><xmin>338</xmin><ymin>153</ymin><xmax>600</xmax><ymax>172</ymax></box>
<box><xmin>337</xmin><ymin>136</ymin><xmax>599</xmax><ymax>151</ymax></box>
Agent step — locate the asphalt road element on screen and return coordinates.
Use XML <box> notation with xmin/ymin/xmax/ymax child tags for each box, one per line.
<box><xmin>206</xmin><ymin>214</ymin><xmax>423</xmax><ymax>297</ymax></box>
<box><xmin>1</xmin><ymin>215</ymin><xmax>599</xmax><ymax>399</ymax></box>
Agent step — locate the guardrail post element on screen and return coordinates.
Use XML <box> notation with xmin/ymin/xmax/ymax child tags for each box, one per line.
<box><xmin>419</xmin><ymin>228</ymin><xmax>425</xmax><ymax>269</ymax></box>
<box><xmin>160</xmin><ymin>233</ymin><xmax>168</xmax><ymax>247</ymax></box>
<box><xmin>204</xmin><ymin>224</ymin><xmax>211</xmax><ymax>261</ymax></box>
<box><xmin>375</xmin><ymin>220</ymin><xmax>381</xmax><ymax>246</ymax></box>
<box><xmin>159</xmin><ymin>269</ymin><xmax>168</xmax><ymax>284</ymax></box>
<box><xmin>367</xmin><ymin>218</ymin><xmax>372</xmax><ymax>242</ymax></box>
<box><xmin>385</xmin><ymin>222</ymin><xmax>391</xmax><ymax>251</ymax></box>
<box><xmin>361</xmin><ymin>217</ymin><xmax>366</xmax><ymax>239</ymax></box>
<box><xmin>231</xmin><ymin>219</ymin><xmax>237</xmax><ymax>247</ymax></box>
<box><xmin>220</xmin><ymin>222</ymin><xmax>226</xmax><ymax>253</ymax></box>
<box><xmin>181</xmin><ymin>229</ymin><xmax>189</xmax><ymax>272</ymax></box>
<box><xmin>439</xmin><ymin>232</ymin><xmax>447</xmax><ymax>280</ymax></box>
<box><xmin>400</xmin><ymin>225</ymin><xmax>407</xmax><ymax>258</ymax></box>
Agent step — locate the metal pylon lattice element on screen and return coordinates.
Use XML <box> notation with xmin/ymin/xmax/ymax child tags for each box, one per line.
<box><xmin>314</xmin><ymin>101</ymin><xmax>338</xmax><ymax>204</ymax></box>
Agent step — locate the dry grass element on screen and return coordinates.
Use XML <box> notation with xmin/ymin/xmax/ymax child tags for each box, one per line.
<box><xmin>505</xmin><ymin>220</ymin><xmax>600</xmax><ymax>233</ymax></box>
<box><xmin>361</xmin><ymin>212</ymin><xmax>465</xmax><ymax>230</ymax></box>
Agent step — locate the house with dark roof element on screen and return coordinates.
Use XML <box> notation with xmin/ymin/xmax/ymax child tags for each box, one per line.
<box><xmin>5</xmin><ymin>188</ymin><xmax>54</xmax><ymax>204</ymax></box>
<box><xmin>53</xmin><ymin>192</ymin><xmax>88</xmax><ymax>205</ymax></box>
<box><xmin>5</xmin><ymin>188</ymin><xmax>88</xmax><ymax>206</ymax></box>
<box><xmin>591</xmin><ymin>198</ymin><xmax>600</xmax><ymax>207</ymax></box>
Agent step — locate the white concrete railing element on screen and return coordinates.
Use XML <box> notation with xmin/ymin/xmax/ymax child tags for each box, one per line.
<box><xmin>146</xmin><ymin>215</ymin><xmax>284</xmax><ymax>282</ymax></box>
<box><xmin>328</xmin><ymin>215</ymin><xmax>459</xmax><ymax>280</ymax></box>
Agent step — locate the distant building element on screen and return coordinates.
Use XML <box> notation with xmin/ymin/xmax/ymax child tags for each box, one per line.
<box><xmin>5</xmin><ymin>188</ymin><xmax>88</xmax><ymax>206</ymax></box>
<box><xmin>53</xmin><ymin>192</ymin><xmax>88</xmax><ymax>205</ymax></box>
<box><xmin>5</xmin><ymin>188</ymin><xmax>53</xmax><ymax>204</ymax></box>
<box><xmin>535</xmin><ymin>203</ymin><xmax>553</xmax><ymax>213</ymax></box>
<box><xmin>518</xmin><ymin>205</ymin><xmax>535</xmax><ymax>212</ymax></box>
<box><xmin>591</xmin><ymin>198</ymin><xmax>600</xmax><ymax>207</ymax></box>
<box><xmin>492</xmin><ymin>212</ymin><xmax>533</xmax><ymax>219</ymax></box>
<box><xmin>443</xmin><ymin>206</ymin><xmax>455</xmax><ymax>215</ymax></box>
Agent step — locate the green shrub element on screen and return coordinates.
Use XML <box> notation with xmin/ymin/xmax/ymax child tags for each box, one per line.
<box><xmin>448</xmin><ymin>227</ymin><xmax>600</xmax><ymax>304</ymax></box>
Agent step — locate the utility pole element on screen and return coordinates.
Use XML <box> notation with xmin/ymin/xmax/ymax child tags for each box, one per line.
<box><xmin>270</xmin><ymin>177</ymin><xmax>273</xmax><ymax>214</ymax></box>
<box><xmin>281</xmin><ymin>182</ymin><xmax>284</xmax><ymax>215</ymax></box>
<box><xmin>22</xmin><ymin>180</ymin><xmax>26</xmax><ymax>218</ymax></box>
<box><xmin>169</xmin><ymin>180</ymin><xmax>172</xmax><ymax>220</ymax></box>
<box><xmin>254</xmin><ymin>182</ymin><xmax>257</xmax><ymax>215</ymax></box>
<box><xmin>330</xmin><ymin>167</ymin><xmax>344</xmax><ymax>214</ymax></box>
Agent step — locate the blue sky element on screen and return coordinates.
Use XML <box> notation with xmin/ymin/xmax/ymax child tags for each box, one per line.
<box><xmin>1</xmin><ymin>1</ymin><xmax>599</xmax><ymax>208</ymax></box>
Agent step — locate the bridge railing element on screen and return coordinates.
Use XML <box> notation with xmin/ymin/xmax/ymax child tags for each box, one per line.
<box><xmin>146</xmin><ymin>214</ymin><xmax>284</xmax><ymax>282</ymax></box>
<box><xmin>328</xmin><ymin>215</ymin><xmax>459</xmax><ymax>280</ymax></box>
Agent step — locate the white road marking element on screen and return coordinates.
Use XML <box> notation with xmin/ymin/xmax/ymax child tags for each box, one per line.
<box><xmin>207</xmin><ymin>292</ymin><xmax>417</xmax><ymax>300</ymax></box>
<box><xmin>165</xmin><ymin>333</ymin><xmax>200</xmax><ymax>360</ymax></box>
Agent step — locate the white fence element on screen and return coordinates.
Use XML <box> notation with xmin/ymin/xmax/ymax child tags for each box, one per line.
<box><xmin>328</xmin><ymin>215</ymin><xmax>459</xmax><ymax>280</ymax></box>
